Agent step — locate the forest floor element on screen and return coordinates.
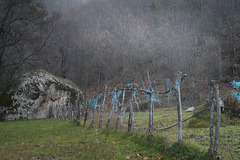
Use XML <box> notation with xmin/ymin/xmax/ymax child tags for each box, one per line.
<box><xmin>0</xmin><ymin>107</ymin><xmax>239</xmax><ymax>160</ymax></box>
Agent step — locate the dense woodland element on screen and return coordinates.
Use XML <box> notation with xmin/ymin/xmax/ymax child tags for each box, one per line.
<box><xmin>0</xmin><ymin>0</ymin><xmax>240</xmax><ymax>105</ymax></box>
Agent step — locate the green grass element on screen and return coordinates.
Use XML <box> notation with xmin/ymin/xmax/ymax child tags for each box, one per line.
<box><xmin>0</xmin><ymin>106</ymin><xmax>239</xmax><ymax>160</ymax></box>
<box><xmin>0</xmin><ymin>119</ymin><xmax>112</xmax><ymax>159</ymax></box>
<box><xmin>0</xmin><ymin>118</ymin><xmax>171</xmax><ymax>160</ymax></box>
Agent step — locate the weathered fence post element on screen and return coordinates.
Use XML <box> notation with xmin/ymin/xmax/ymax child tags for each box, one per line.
<box><xmin>148</xmin><ymin>93</ymin><xmax>153</xmax><ymax>137</ymax></box>
<box><xmin>83</xmin><ymin>100</ymin><xmax>89</xmax><ymax>126</ymax></box>
<box><xmin>175</xmin><ymin>71</ymin><xmax>183</xmax><ymax>145</ymax></box>
<box><xmin>128</xmin><ymin>90</ymin><xmax>133</xmax><ymax>132</ymax></box>
<box><xmin>214</xmin><ymin>82</ymin><xmax>221</xmax><ymax>155</ymax></box>
<box><xmin>147</xmin><ymin>72</ymin><xmax>154</xmax><ymax>137</ymax></box>
<box><xmin>128</xmin><ymin>102</ymin><xmax>133</xmax><ymax>132</ymax></box>
<box><xmin>208</xmin><ymin>80</ymin><xmax>215</xmax><ymax>156</ymax></box>
<box><xmin>116</xmin><ymin>89</ymin><xmax>125</xmax><ymax>132</ymax></box>
<box><xmin>106</xmin><ymin>88</ymin><xmax>117</xmax><ymax>128</ymax></box>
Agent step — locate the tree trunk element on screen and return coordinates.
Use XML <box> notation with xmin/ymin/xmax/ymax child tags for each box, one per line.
<box><xmin>208</xmin><ymin>80</ymin><xmax>215</xmax><ymax>156</ymax></box>
<box><xmin>214</xmin><ymin>83</ymin><xmax>221</xmax><ymax>155</ymax></box>
<box><xmin>176</xmin><ymin>72</ymin><xmax>183</xmax><ymax>145</ymax></box>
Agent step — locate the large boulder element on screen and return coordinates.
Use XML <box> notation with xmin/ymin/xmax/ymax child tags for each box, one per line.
<box><xmin>0</xmin><ymin>69</ymin><xmax>83</xmax><ymax>121</ymax></box>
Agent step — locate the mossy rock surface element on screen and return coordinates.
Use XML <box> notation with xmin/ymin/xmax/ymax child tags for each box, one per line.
<box><xmin>0</xmin><ymin>69</ymin><xmax>84</xmax><ymax>121</ymax></box>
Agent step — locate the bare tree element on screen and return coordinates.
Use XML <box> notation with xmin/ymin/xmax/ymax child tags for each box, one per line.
<box><xmin>0</xmin><ymin>0</ymin><xmax>60</xmax><ymax>91</ymax></box>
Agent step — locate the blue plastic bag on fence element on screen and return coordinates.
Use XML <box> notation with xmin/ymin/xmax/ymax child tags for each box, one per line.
<box><xmin>230</xmin><ymin>80</ymin><xmax>240</xmax><ymax>89</ymax></box>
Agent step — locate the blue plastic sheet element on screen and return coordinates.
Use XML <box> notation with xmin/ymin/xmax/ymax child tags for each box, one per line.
<box><xmin>230</xmin><ymin>80</ymin><xmax>240</xmax><ymax>104</ymax></box>
<box><xmin>89</xmin><ymin>94</ymin><xmax>102</xmax><ymax>109</ymax></box>
<box><xmin>235</xmin><ymin>92</ymin><xmax>240</xmax><ymax>104</ymax></box>
<box><xmin>230</xmin><ymin>80</ymin><xmax>240</xmax><ymax>89</ymax></box>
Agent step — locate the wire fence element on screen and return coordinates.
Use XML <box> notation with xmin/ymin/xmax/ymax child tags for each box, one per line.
<box><xmin>48</xmin><ymin>74</ymin><xmax>240</xmax><ymax>159</ymax></box>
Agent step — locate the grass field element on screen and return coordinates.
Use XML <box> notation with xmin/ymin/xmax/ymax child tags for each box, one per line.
<box><xmin>0</xmin><ymin>107</ymin><xmax>239</xmax><ymax>160</ymax></box>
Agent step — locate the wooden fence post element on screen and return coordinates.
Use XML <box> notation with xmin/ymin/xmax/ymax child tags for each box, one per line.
<box><xmin>175</xmin><ymin>72</ymin><xmax>183</xmax><ymax>145</ymax></box>
<box><xmin>214</xmin><ymin>83</ymin><xmax>221</xmax><ymax>155</ymax></box>
<box><xmin>83</xmin><ymin>101</ymin><xmax>89</xmax><ymax>126</ymax></box>
<box><xmin>128</xmin><ymin>103</ymin><xmax>133</xmax><ymax>132</ymax></box>
<box><xmin>148</xmin><ymin>93</ymin><xmax>153</xmax><ymax>137</ymax></box>
<box><xmin>128</xmin><ymin>89</ymin><xmax>134</xmax><ymax>132</ymax></box>
<box><xmin>116</xmin><ymin>89</ymin><xmax>125</xmax><ymax>132</ymax></box>
<box><xmin>146</xmin><ymin>72</ymin><xmax>154</xmax><ymax>137</ymax></box>
<box><xmin>208</xmin><ymin>80</ymin><xmax>215</xmax><ymax>156</ymax></box>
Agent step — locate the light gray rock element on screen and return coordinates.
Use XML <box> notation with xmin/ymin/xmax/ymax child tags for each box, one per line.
<box><xmin>186</xmin><ymin>107</ymin><xmax>195</xmax><ymax>112</ymax></box>
<box><xmin>0</xmin><ymin>70</ymin><xmax>83</xmax><ymax>121</ymax></box>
